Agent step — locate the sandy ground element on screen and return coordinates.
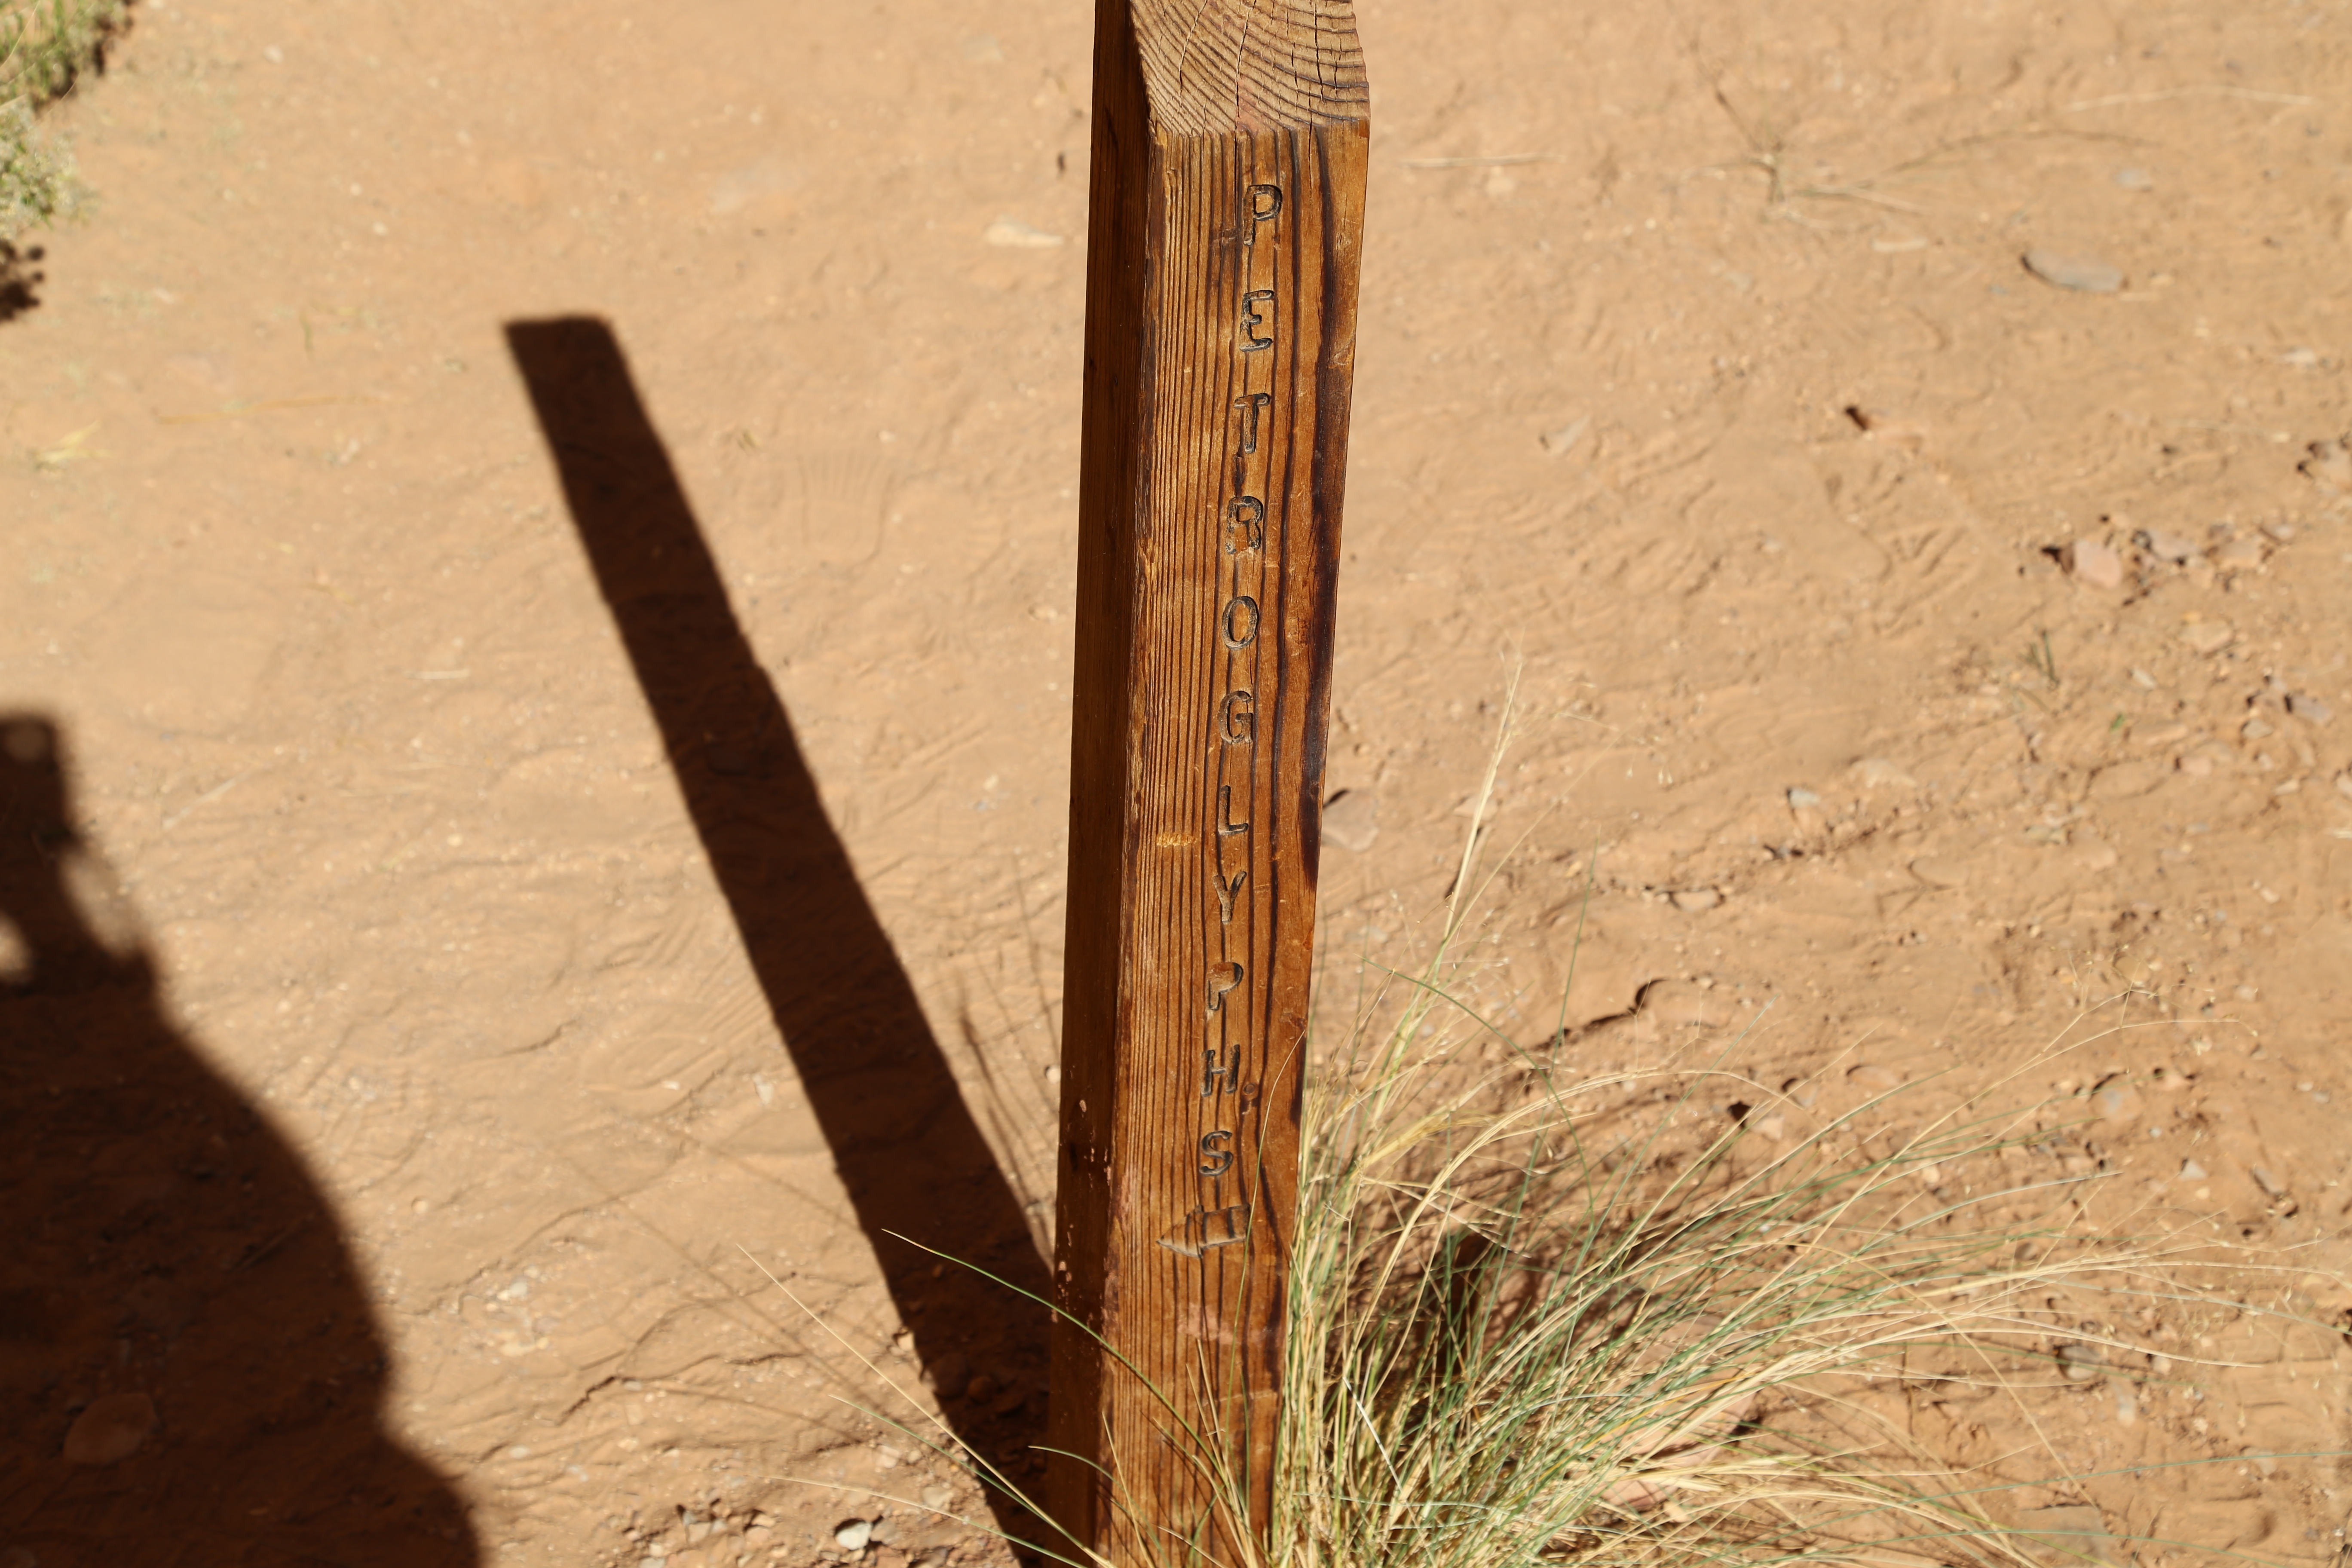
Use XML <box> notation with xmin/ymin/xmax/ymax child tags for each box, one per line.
<box><xmin>5</xmin><ymin>0</ymin><xmax>2352</xmax><ymax>1563</ymax></box>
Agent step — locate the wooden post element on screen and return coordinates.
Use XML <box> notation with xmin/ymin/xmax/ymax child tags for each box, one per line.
<box><xmin>1049</xmin><ymin>3</ymin><xmax>1368</xmax><ymax>1563</ymax></box>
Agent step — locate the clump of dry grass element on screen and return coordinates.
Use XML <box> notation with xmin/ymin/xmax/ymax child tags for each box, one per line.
<box><xmin>775</xmin><ymin>705</ymin><xmax>2297</xmax><ymax>1568</ymax></box>
<box><xmin>3</xmin><ymin>0</ymin><xmax>125</xmax><ymax>241</ymax></box>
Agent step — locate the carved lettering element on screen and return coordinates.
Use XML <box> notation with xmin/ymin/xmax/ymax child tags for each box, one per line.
<box><xmin>1247</xmin><ymin>183</ymin><xmax>1283</xmax><ymax>227</ymax></box>
<box><xmin>1222</xmin><ymin>595</ymin><xmax>1260</xmax><ymax>650</ymax></box>
<box><xmin>1231</xmin><ymin>392</ymin><xmax>1271</xmax><ymax>453</ymax></box>
<box><xmin>1224</xmin><ymin>496</ymin><xmax>1265</xmax><ymax>554</ymax></box>
<box><xmin>1197</xmin><ymin>1130</ymin><xmax>1234</xmax><ymax>1177</ymax></box>
<box><xmin>1219</xmin><ymin>689</ymin><xmax>1255</xmax><ymax>744</ymax></box>
<box><xmin>1201</xmin><ymin>1047</ymin><xmax>1242</xmax><ymax>1098</ymax></box>
<box><xmin>1205</xmin><ymin>960</ymin><xmax>1243</xmax><ymax>1016</ymax></box>
<box><xmin>1213</xmin><ymin>866</ymin><xmax>1246</xmax><ymax>924</ymax></box>
<box><xmin>1217</xmin><ymin>784</ymin><xmax>1249</xmax><ymax>838</ymax></box>
<box><xmin>1238</xmin><ymin>290</ymin><xmax>1275</xmax><ymax>353</ymax></box>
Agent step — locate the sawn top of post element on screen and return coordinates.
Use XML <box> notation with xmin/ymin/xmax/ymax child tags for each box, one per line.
<box><xmin>1130</xmin><ymin>0</ymin><xmax>1368</xmax><ymax>137</ymax></box>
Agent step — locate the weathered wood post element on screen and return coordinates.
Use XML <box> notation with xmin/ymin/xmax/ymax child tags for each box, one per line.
<box><xmin>1048</xmin><ymin>3</ymin><xmax>1368</xmax><ymax>1562</ymax></box>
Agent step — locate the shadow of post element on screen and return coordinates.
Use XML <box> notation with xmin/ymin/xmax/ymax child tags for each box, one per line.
<box><xmin>503</xmin><ymin>318</ymin><xmax>1054</xmax><ymax>1539</ymax></box>
<box><xmin>0</xmin><ymin>715</ymin><xmax>478</xmax><ymax>1565</ymax></box>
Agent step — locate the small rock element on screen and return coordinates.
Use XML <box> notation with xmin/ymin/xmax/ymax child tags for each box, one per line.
<box><xmin>2214</xmin><ymin>536</ymin><xmax>2267</xmax><ymax>569</ymax></box>
<box><xmin>2024</xmin><ymin>248</ymin><xmax>2124</xmax><ymax>294</ymax></box>
<box><xmin>1750</xmin><ymin>1112</ymin><xmax>1788</xmax><ymax>1142</ymax></box>
<box><xmin>1669</xmin><ymin>888</ymin><xmax>1721</xmax><ymax>913</ymax></box>
<box><xmin>2282</xmin><ymin>347</ymin><xmax>2323</xmax><ymax>369</ymax></box>
<box><xmin>1847</xmin><ymin>1064</ymin><xmax>1903</xmax><ymax>1091</ymax></box>
<box><xmin>2251</xmin><ymin>1166</ymin><xmax>2289</xmax><ymax>1198</ymax></box>
<box><xmin>1782</xmin><ymin>1077</ymin><xmax>1819</xmax><ymax>1109</ymax></box>
<box><xmin>835</xmin><ymin>1520</ymin><xmax>875</xmax><ymax>1552</ymax></box>
<box><xmin>2286</xmin><ymin>693</ymin><xmax>2333</xmax><ymax>726</ymax></box>
<box><xmin>921</xmin><ymin>1485</ymin><xmax>953</xmax><ymax>1510</ymax></box>
<box><xmin>2178</xmin><ymin>1160</ymin><xmax>2209</xmax><ymax>1182</ymax></box>
<box><xmin>744</xmin><ymin>1527</ymin><xmax>775</xmax><ymax>1545</ymax></box>
<box><xmin>1539</xmin><ymin>416</ymin><xmax>1590</xmax><ymax>456</ymax></box>
<box><xmin>2092</xmin><ymin>1084</ymin><xmax>2140</xmax><ymax>1125</ymax></box>
<box><xmin>1785</xmin><ymin>787</ymin><xmax>1821</xmax><ymax>809</ymax></box>
<box><xmin>2241</xmin><ymin>717</ymin><xmax>2274</xmax><ymax>741</ymax></box>
<box><xmin>1908</xmin><ymin>856</ymin><xmax>1968</xmax><ymax>889</ymax></box>
<box><xmin>1851</xmin><ymin>757</ymin><xmax>1917</xmax><ymax>790</ymax></box>
<box><xmin>2114</xmin><ymin>167</ymin><xmax>2153</xmax><ymax>190</ymax></box>
<box><xmin>2302</xmin><ymin>438</ymin><xmax>2352</xmax><ymax>490</ymax></box>
<box><xmin>2337</xmin><ymin>774</ymin><xmax>2352</xmax><ymax>801</ymax></box>
<box><xmin>2061</xmin><ymin>538</ymin><xmax>2125</xmax><ymax>588</ymax></box>
<box><xmin>2136</xmin><ymin>528</ymin><xmax>2199</xmax><ymax>564</ymax></box>
<box><xmin>2113</xmin><ymin>1391</ymin><xmax>2139</xmax><ymax>1426</ymax></box>
<box><xmin>2263</xmin><ymin>521</ymin><xmax>2296</xmax><ymax>542</ymax></box>
<box><xmin>2178</xmin><ymin>621</ymin><xmax>2234</xmax><ymax>655</ymax></box>
<box><xmin>983</xmin><ymin>217</ymin><xmax>1064</xmax><ymax>249</ymax></box>
<box><xmin>964</xmin><ymin>1374</ymin><xmax>996</xmax><ymax>1403</ymax></box>
<box><xmin>63</xmin><ymin>1392</ymin><xmax>157</xmax><ymax>1465</ymax></box>
<box><xmin>2057</xmin><ymin>1343</ymin><xmax>2104</xmax><ymax>1383</ymax></box>
<box><xmin>1320</xmin><ymin>790</ymin><xmax>1378</xmax><ymax>852</ymax></box>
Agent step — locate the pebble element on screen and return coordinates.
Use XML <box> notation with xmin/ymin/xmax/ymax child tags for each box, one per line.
<box><xmin>1749</xmin><ymin>1112</ymin><xmax>1788</xmax><ymax>1142</ymax></box>
<box><xmin>1320</xmin><ymin>790</ymin><xmax>1378</xmax><ymax>852</ymax></box>
<box><xmin>2251</xmin><ymin>1166</ymin><xmax>2289</xmax><ymax>1198</ymax></box>
<box><xmin>2137</xmin><ymin>528</ymin><xmax>2198</xmax><ymax>564</ymax></box>
<box><xmin>62</xmin><ymin>1393</ymin><xmax>157</xmax><ymax>1466</ymax></box>
<box><xmin>1669</xmin><ymin>887</ymin><xmax>1721</xmax><ymax>913</ymax></box>
<box><xmin>1851</xmin><ymin>757</ymin><xmax>1917</xmax><ymax>790</ymax></box>
<box><xmin>835</xmin><ymin>1520</ymin><xmax>875</xmax><ymax>1552</ymax></box>
<box><xmin>2178</xmin><ymin>621</ymin><xmax>2234</xmax><ymax>655</ymax></box>
<box><xmin>921</xmin><ymin>1485</ymin><xmax>953</xmax><ymax>1510</ymax></box>
<box><xmin>2092</xmin><ymin>1084</ymin><xmax>2141</xmax><ymax>1124</ymax></box>
<box><xmin>2057</xmin><ymin>1343</ymin><xmax>2104</xmax><ymax>1382</ymax></box>
<box><xmin>2303</xmin><ymin>439</ymin><xmax>2352</xmax><ymax>490</ymax></box>
<box><xmin>2178</xmin><ymin>1160</ymin><xmax>2209</xmax><ymax>1182</ymax></box>
<box><xmin>2337</xmin><ymin>774</ymin><xmax>2352</xmax><ymax>801</ymax></box>
<box><xmin>964</xmin><ymin>1373</ymin><xmax>997</xmax><ymax>1403</ymax></box>
<box><xmin>1908</xmin><ymin>856</ymin><xmax>1968</xmax><ymax>889</ymax></box>
<box><xmin>1847</xmin><ymin>1063</ymin><xmax>1903</xmax><ymax>1091</ymax></box>
<box><xmin>2061</xmin><ymin>538</ymin><xmax>2124</xmax><ymax>588</ymax></box>
<box><xmin>1781</xmin><ymin>1076</ymin><xmax>1819</xmax><ymax>1109</ymax></box>
<box><xmin>2023</xmin><ymin>247</ymin><xmax>2124</xmax><ymax>294</ymax></box>
<box><xmin>983</xmin><ymin>217</ymin><xmax>1064</xmax><ymax>249</ymax></box>
<box><xmin>2114</xmin><ymin>167</ymin><xmax>2153</xmax><ymax>190</ymax></box>
<box><xmin>1538</xmin><ymin>416</ymin><xmax>1590</xmax><ymax>456</ymax></box>
<box><xmin>1785</xmin><ymin>787</ymin><xmax>1821</xmax><ymax>809</ymax></box>
<box><xmin>2286</xmin><ymin>693</ymin><xmax>2334</xmax><ymax>726</ymax></box>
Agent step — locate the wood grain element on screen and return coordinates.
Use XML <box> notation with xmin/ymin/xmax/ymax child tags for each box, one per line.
<box><xmin>1049</xmin><ymin>1</ymin><xmax>1368</xmax><ymax>1561</ymax></box>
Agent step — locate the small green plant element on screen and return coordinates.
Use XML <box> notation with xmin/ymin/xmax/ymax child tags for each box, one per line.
<box><xmin>2</xmin><ymin>0</ymin><xmax>125</xmax><ymax>242</ymax></box>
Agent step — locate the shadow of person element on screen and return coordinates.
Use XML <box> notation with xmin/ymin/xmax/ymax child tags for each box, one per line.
<box><xmin>503</xmin><ymin>318</ymin><xmax>1054</xmax><ymax>1542</ymax></box>
<box><xmin>0</xmin><ymin>717</ymin><xmax>478</xmax><ymax>1565</ymax></box>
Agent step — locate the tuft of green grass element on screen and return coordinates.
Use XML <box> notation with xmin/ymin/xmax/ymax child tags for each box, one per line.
<box><xmin>2</xmin><ymin>0</ymin><xmax>125</xmax><ymax>241</ymax></box>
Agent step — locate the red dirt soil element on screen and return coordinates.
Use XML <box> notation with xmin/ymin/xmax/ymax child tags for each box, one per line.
<box><xmin>3</xmin><ymin>0</ymin><xmax>2349</xmax><ymax>1564</ymax></box>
